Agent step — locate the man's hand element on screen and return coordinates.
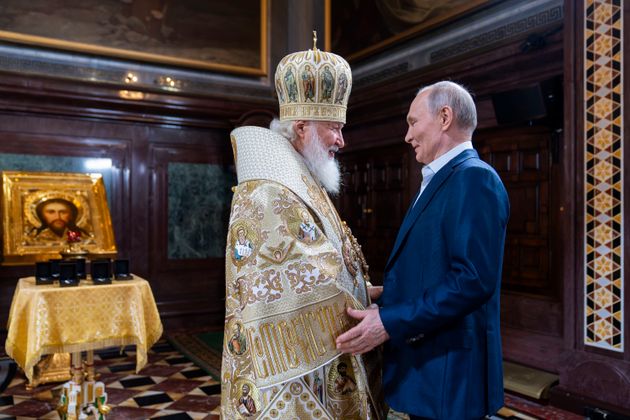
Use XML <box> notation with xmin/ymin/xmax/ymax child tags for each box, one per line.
<box><xmin>336</xmin><ymin>304</ymin><xmax>389</xmax><ymax>354</ymax></box>
<box><xmin>368</xmin><ymin>286</ymin><xmax>383</xmax><ymax>301</ymax></box>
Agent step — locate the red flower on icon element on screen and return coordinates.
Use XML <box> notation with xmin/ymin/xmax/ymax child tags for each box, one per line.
<box><xmin>67</xmin><ymin>230</ymin><xmax>82</xmax><ymax>243</ymax></box>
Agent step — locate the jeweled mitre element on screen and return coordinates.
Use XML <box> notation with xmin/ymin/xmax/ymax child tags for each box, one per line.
<box><xmin>275</xmin><ymin>36</ymin><xmax>352</xmax><ymax>124</ymax></box>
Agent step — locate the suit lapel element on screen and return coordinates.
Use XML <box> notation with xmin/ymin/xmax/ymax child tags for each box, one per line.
<box><xmin>398</xmin><ymin>186</ymin><xmax>421</xmax><ymax>227</ymax></box>
<box><xmin>385</xmin><ymin>149</ymin><xmax>479</xmax><ymax>270</ymax></box>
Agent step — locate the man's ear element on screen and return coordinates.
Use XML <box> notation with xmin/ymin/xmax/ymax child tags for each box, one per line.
<box><xmin>440</xmin><ymin>106</ymin><xmax>454</xmax><ymax>131</ymax></box>
<box><xmin>294</xmin><ymin>120</ymin><xmax>307</xmax><ymax>140</ymax></box>
<box><xmin>292</xmin><ymin>120</ymin><xmax>309</xmax><ymax>155</ymax></box>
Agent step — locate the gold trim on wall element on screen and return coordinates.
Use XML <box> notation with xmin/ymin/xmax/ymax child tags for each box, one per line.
<box><xmin>1</xmin><ymin>171</ymin><xmax>117</xmax><ymax>265</ymax></box>
<box><xmin>259</xmin><ymin>0</ymin><xmax>269</xmax><ymax>76</ymax></box>
<box><xmin>0</xmin><ymin>0</ymin><xmax>268</xmax><ymax>77</ymax></box>
<box><xmin>583</xmin><ymin>0</ymin><xmax>624</xmax><ymax>352</ymax></box>
<box><xmin>325</xmin><ymin>0</ymin><xmax>331</xmax><ymax>52</ymax></box>
<box><xmin>330</xmin><ymin>0</ymin><xmax>492</xmax><ymax>62</ymax></box>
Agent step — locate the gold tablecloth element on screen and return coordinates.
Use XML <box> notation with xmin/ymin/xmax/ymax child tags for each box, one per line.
<box><xmin>5</xmin><ymin>276</ymin><xmax>163</xmax><ymax>382</ymax></box>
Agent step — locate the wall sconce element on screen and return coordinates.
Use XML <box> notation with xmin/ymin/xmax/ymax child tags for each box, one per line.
<box><xmin>155</xmin><ymin>76</ymin><xmax>182</xmax><ymax>90</ymax></box>
<box><xmin>124</xmin><ymin>72</ymin><xmax>138</xmax><ymax>83</ymax></box>
<box><xmin>118</xmin><ymin>90</ymin><xmax>145</xmax><ymax>100</ymax></box>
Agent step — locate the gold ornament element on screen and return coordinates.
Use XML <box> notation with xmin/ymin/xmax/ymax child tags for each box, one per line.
<box><xmin>275</xmin><ymin>30</ymin><xmax>352</xmax><ymax>123</ymax></box>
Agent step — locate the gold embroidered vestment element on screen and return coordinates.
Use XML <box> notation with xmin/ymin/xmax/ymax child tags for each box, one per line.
<box><xmin>221</xmin><ymin>126</ymin><xmax>384</xmax><ymax>419</ymax></box>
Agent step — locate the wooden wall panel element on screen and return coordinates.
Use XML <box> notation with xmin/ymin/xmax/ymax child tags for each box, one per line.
<box><xmin>148</xmin><ymin>138</ymin><xmax>233</xmax><ymax>329</ymax></box>
<box><xmin>477</xmin><ymin>126</ymin><xmax>554</xmax><ymax>298</ymax></box>
<box><xmin>340</xmin><ymin>26</ymin><xmax>567</xmax><ymax>372</ymax></box>
<box><xmin>338</xmin><ymin>143</ymin><xmax>410</xmax><ymax>284</ymax></box>
<box><xmin>0</xmin><ymin>72</ymin><xmax>274</xmax><ymax>336</ymax></box>
<box><xmin>0</xmin><ymin>119</ymin><xmax>132</xmax><ymax>330</ymax></box>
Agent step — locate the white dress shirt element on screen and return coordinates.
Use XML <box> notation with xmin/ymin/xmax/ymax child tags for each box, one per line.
<box><xmin>412</xmin><ymin>141</ymin><xmax>474</xmax><ymax>208</ymax></box>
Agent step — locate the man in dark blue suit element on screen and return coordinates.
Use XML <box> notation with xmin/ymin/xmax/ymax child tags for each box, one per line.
<box><xmin>336</xmin><ymin>81</ymin><xmax>509</xmax><ymax>419</ymax></box>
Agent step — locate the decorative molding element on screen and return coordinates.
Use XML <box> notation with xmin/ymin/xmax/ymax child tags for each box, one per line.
<box><xmin>354</xmin><ymin>63</ymin><xmax>409</xmax><ymax>88</ymax></box>
<box><xmin>430</xmin><ymin>6</ymin><xmax>563</xmax><ymax>62</ymax></box>
<box><xmin>583</xmin><ymin>0</ymin><xmax>624</xmax><ymax>351</ymax></box>
<box><xmin>0</xmin><ymin>44</ymin><xmax>273</xmax><ymax>101</ymax></box>
<box><xmin>557</xmin><ymin>351</ymin><xmax>630</xmax><ymax>409</ymax></box>
<box><xmin>351</xmin><ymin>0</ymin><xmax>563</xmax><ymax>89</ymax></box>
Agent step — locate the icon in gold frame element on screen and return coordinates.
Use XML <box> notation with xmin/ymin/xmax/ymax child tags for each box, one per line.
<box><xmin>1</xmin><ymin>171</ymin><xmax>117</xmax><ymax>265</ymax></box>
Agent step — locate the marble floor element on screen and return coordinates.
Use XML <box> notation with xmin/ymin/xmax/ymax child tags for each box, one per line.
<box><xmin>0</xmin><ymin>340</ymin><xmax>221</xmax><ymax>419</ymax></box>
<box><xmin>0</xmin><ymin>339</ymin><xmax>584</xmax><ymax>419</ymax></box>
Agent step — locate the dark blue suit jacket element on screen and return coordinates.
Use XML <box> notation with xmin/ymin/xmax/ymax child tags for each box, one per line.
<box><xmin>379</xmin><ymin>149</ymin><xmax>509</xmax><ymax>419</ymax></box>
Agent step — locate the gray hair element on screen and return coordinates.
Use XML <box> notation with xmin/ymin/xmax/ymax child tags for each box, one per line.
<box><xmin>269</xmin><ymin>118</ymin><xmax>298</xmax><ymax>142</ymax></box>
<box><xmin>418</xmin><ymin>81</ymin><xmax>477</xmax><ymax>133</ymax></box>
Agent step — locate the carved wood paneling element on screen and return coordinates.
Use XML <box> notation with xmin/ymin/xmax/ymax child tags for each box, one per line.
<box><xmin>0</xmin><ymin>119</ymin><xmax>132</xmax><ymax>329</ymax></box>
<box><xmin>476</xmin><ymin>126</ymin><xmax>554</xmax><ymax>297</ymax></box>
<box><xmin>148</xmin><ymin>138</ymin><xmax>233</xmax><ymax>329</ymax></box>
<box><xmin>337</xmin><ymin>143</ymin><xmax>410</xmax><ymax>284</ymax></box>
<box><xmin>339</xmin><ymin>25</ymin><xmax>567</xmax><ymax>373</ymax></box>
<box><xmin>0</xmin><ymin>72</ymin><xmax>274</xmax><ymax>334</ymax></box>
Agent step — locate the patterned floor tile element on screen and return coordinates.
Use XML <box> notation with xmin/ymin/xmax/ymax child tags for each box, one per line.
<box><xmin>0</xmin><ymin>399</ymin><xmax>56</xmax><ymax>417</ymax></box>
<box><xmin>4</xmin><ymin>379</ymin><xmax>24</xmax><ymax>389</ymax></box>
<box><xmin>102</xmin><ymin>387</ymin><xmax>141</xmax><ymax>405</ymax></box>
<box><xmin>150</xmin><ymin>379</ymin><xmax>205</xmax><ymax>394</ymax></box>
<box><xmin>139</xmin><ymin>364</ymin><xmax>185</xmax><ymax>377</ymax></box>
<box><xmin>164</xmin><ymin>356</ymin><xmax>192</xmax><ymax>366</ymax></box>
<box><xmin>148</xmin><ymin>353</ymin><xmax>172</xmax><ymax>364</ymax></box>
<box><xmin>179</xmin><ymin>368</ymin><xmax>210</xmax><ymax>380</ymax></box>
<box><xmin>0</xmin><ymin>338</ymin><xmax>223</xmax><ymax>419</ymax></box>
<box><xmin>38</xmin><ymin>411</ymin><xmax>61</xmax><ymax>420</ymax></box>
<box><xmin>151</xmin><ymin>411</ymin><xmax>194</xmax><ymax>420</ymax></box>
<box><xmin>32</xmin><ymin>389</ymin><xmax>54</xmax><ymax>401</ymax></box>
<box><xmin>8</xmin><ymin>396</ymin><xmax>29</xmax><ymax>405</ymax></box>
<box><xmin>188</xmin><ymin>412</ymin><xmax>214</xmax><ymax>420</ymax></box>
<box><xmin>197</xmin><ymin>384</ymin><xmax>221</xmax><ymax>396</ymax></box>
<box><xmin>108</xmin><ymin>362</ymin><xmax>137</xmax><ymax>373</ymax></box>
<box><xmin>94</xmin><ymin>349</ymin><xmax>129</xmax><ymax>360</ymax></box>
<box><xmin>0</xmin><ymin>338</ymin><xmax>583</xmax><ymax>419</ymax></box>
<box><xmin>94</xmin><ymin>371</ymin><xmax>124</xmax><ymax>385</ymax></box>
<box><xmin>107</xmin><ymin>406</ymin><xmax>159</xmax><ymax>419</ymax></box>
<box><xmin>166</xmin><ymin>395</ymin><xmax>220</xmax><ymax>413</ymax></box>
<box><xmin>133</xmin><ymin>390</ymin><xmax>174</xmax><ymax>409</ymax></box>
<box><xmin>119</xmin><ymin>375</ymin><xmax>157</xmax><ymax>389</ymax></box>
<box><xmin>1</xmin><ymin>381</ymin><xmax>57</xmax><ymax>397</ymax></box>
<box><xmin>151</xmin><ymin>343</ymin><xmax>176</xmax><ymax>353</ymax></box>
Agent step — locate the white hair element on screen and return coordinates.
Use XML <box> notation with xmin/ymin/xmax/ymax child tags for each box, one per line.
<box><xmin>418</xmin><ymin>81</ymin><xmax>477</xmax><ymax>134</ymax></box>
<box><xmin>268</xmin><ymin>118</ymin><xmax>341</xmax><ymax>195</ymax></box>
<box><xmin>269</xmin><ymin>118</ymin><xmax>297</xmax><ymax>142</ymax></box>
<box><xmin>302</xmin><ymin>129</ymin><xmax>341</xmax><ymax>195</ymax></box>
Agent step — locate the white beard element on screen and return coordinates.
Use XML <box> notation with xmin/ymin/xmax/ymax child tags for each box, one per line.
<box><xmin>302</xmin><ymin>131</ymin><xmax>341</xmax><ymax>195</ymax></box>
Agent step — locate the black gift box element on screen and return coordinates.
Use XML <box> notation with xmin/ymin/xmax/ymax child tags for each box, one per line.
<box><xmin>59</xmin><ymin>262</ymin><xmax>79</xmax><ymax>287</ymax></box>
<box><xmin>50</xmin><ymin>259</ymin><xmax>62</xmax><ymax>280</ymax></box>
<box><xmin>35</xmin><ymin>262</ymin><xmax>54</xmax><ymax>285</ymax></box>
<box><xmin>114</xmin><ymin>259</ymin><xmax>132</xmax><ymax>280</ymax></box>
<box><xmin>74</xmin><ymin>258</ymin><xmax>87</xmax><ymax>279</ymax></box>
<box><xmin>91</xmin><ymin>259</ymin><xmax>112</xmax><ymax>285</ymax></box>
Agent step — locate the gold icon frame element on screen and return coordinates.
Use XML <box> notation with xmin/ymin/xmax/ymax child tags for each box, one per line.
<box><xmin>1</xmin><ymin>171</ymin><xmax>117</xmax><ymax>265</ymax></box>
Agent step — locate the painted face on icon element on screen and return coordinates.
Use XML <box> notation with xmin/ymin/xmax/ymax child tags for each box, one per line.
<box><xmin>41</xmin><ymin>201</ymin><xmax>74</xmax><ymax>236</ymax></box>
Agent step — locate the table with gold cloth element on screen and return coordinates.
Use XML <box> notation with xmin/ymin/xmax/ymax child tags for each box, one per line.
<box><xmin>5</xmin><ymin>276</ymin><xmax>163</xmax><ymax>383</ymax></box>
